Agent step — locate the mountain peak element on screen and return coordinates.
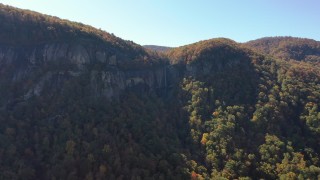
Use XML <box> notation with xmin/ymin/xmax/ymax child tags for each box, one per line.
<box><xmin>167</xmin><ymin>38</ymin><xmax>241</xmax><ymax>64</ymax></box>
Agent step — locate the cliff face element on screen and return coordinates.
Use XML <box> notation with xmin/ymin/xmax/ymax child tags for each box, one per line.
<box><xmin>0</xmin><ymin>41</ymin><xmax>170</xmax><ymax>107</ymax></box>
<box><xmin>0</xmin><ymin>3</ymin><xmax>172</xmax><ymax>105</ymax></box>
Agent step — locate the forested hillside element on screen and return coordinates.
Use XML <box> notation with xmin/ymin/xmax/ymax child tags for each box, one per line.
<box><xmin>0</xmin><ymin>4</ymin><xmax>320</xmax><ymax>180</ymax></box>
<box><xmin>243</xmin><ymin>37</ymin><xmax>320</xmax><ymax>63</ymax></box>
<box><xmin>167</xmin><ymin>39</ymin><xmax>320</xmax><ymax>179</ymax></box>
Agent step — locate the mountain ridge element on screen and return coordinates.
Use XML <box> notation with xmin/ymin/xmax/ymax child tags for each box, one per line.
<box><xmin>243</xmin><ymin>36</ymin><xmax>320</xmax><ymax>63</ymax></box>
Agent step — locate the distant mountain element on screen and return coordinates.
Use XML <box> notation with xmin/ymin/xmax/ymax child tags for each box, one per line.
<box><xmin>243</xmin><ymin>36</ymin><xmax>320</xmax><ymax>63</ymax></box>
<box><xmin>1</xmin><ymin>4</ymin><xmax>320</xmax><ymax>180</ymax></box>
<box><xmin>144</xmin><ymin>45</ymin><xmax>172</xmax><ymax>52</ymax></box>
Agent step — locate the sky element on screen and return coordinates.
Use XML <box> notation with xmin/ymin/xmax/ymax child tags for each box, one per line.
<box><xmin>0</xmin><ymin>0</ymin><xmax>319</xmax><ymax>47</ymax></box>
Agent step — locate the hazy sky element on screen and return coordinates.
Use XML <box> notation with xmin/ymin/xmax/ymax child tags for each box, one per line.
<box><xmin>1</xmin><ymin>0</ymin><xmax>319</xmax><ymax>46</ymax></box>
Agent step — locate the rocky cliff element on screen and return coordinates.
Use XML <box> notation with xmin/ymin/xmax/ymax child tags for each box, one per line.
<box><xmin>0</xmin><ymin>42</ymin><xmax>171</xmax><ymax>105</ymax></box>
<box><xmin>0</xmin><ymin>3</ymin><xmax>173</xmax><ymax>105</ymax></box>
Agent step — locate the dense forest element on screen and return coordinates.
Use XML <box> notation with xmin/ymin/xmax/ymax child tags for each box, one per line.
<box><xmin>0</xmin><ymin>4</ymin><xmax>320</xmax><ymax>180</ymax></box>
<box><xmin>243</xmin><ymin>37</ymin><xmax>320</xmax><ymax>64</ymax></box>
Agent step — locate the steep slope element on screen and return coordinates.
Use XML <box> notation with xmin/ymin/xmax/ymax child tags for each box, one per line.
<box><xmin>0</xmin><ymin>4</ymin><xmax>187</xmax><ymax>180</ymax></box>
<box><xmin>0</xmin><ymin>4</ymin><xmax>169</xmax><ymax>104</ymax></box>
<box><xmin>243</xmin><ymin>36</ymin><xmax>320</xmax><ymax>63</ymax></box>
<box><xmin>167</xmin><ymin>38</ymin><xmax>320</xmax><ymax>179</ymax></box>
<box><xmin>167</xmin><ymin>38</ymin><xmax>259</xmax><ymax>105</ymax></box>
